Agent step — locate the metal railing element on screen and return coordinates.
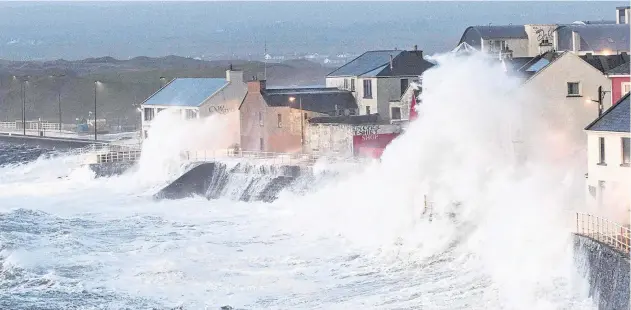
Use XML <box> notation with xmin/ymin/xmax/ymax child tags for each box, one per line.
<box><xmin>576</xmin><ymin>212</ymin><xmax>630</xmax><ymax>255</ymax></box>
<box><xmin>90</xmin><ymin>148</ymin><xmax>374</xmax><ymax>166</ymax></box>
<box><xmin>96</xmin><ymin>150</ymin><xmax>142</xmax><ymax>164</ymax></box>
<box><xmin>183</xmin><ymin>149</ymin><xmax>370</xmax><ymax>167</ymax></box>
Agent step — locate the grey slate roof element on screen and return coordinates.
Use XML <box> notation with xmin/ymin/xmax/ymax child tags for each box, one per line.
<box><xmin>327</xmin><ymin>50</ymin><xmax>434</xmax><ymax>77</ymax></box>
<box><xmin>557</xmin><ymin>24</ymin><xmax>630</xmax><ymax>53</ymax></box>
<box><xmin>607</xmin><ymin>62</ymin><xmax>630</xmax><ymax>75</ymax></box>
<box><xmin>585</xmin><ymin>92</ymin><xmax>630</xmax><ymax>132</ymax></box>
<box><xmin>461</xmin><ymin>25</ymin><xmax>529</xmax><ymax>41</ymax></box>
<box><xmin>262</xmin><ymin>87</ymin><xmax>357</xmax><ymax>115</ymax></box>
<box><xmin>142</xmin><ymin>78</ymin><xmax>228</xmax><ymax>107</ymax></box>
<box><xmin>580</xmin><ymin>53</ymin><xmax>630</xmax><ymax>73</ymax></box>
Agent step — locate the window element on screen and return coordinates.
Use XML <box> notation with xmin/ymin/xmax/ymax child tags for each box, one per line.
<box><xmin>277</xmin><ymin>113</ymin><xmax>282</xmax><ymax>128</ymax></box>
<box><xmin>144</xmin><ymin>108</ymin><xmax>154</xmax><ymax>121</ymax></box>
<box><xmin>365</xmin><ymin>106</ymin><xmax>371</xmax><ymax>115</ymax></box>
<box><xmin>622</xmin><ymin>82</ymin><xmax>631</xmax><ymax>95</ymax></box>
<box><xmin>185</xmin><ymin>109</ymin><xmax>197</xmax><ymax>119</ymax></box>
<box><xmin>567</xmin><ymin>82</ymin><xmax>580</xmax><ymax>96</ymax></box>
<box><xmin>363</xmin><ymin>79</ymin><xmax>372</xmax><ymax>98</ymax></box>
<box><xmin>144</xmin><ymin>130</ymin><xmax>148</xmax><ymax>139</ymax></box>
<box><xmin>391</xmin><ymin>107</ymin><xmax>402</xmax><ymax>120</ymax></box>
<box><xmin>259</xmin><ymin>112</ymin><xmax>263</xmax><ymax>126</ymax></box>
<box><xmin>343</xmin><ymin>79</ymin><xmax>349</xmax><ymax>90</ymax></box>
<box><xmin>350</xmin><ymin>79</ymin><xmax>355</xmax><ymax>92</ymax></box>
<box><xmin>619</xmin><ymin>9</ymin><xmax>626</xmax><ymax>23</ymax></box>
<box><xmin>400</xmin><ymin>79</ymin><xmax>409</xmax><ymax>97</ymax></box>
<box><xmin>622</xmin><ymin>137</ymin><xmax>630</xmax><ymax>166</ymax></box>
<box><xmin>260</xmin><ymin>138</ymin><xmax>264</xmax><ymax>151</ymax></box>
<box><xmin>599</xmin><ymin>137</ymin><xmax>606</xmax><ymax>165</ymax></box>
<box><xmin>304</xmin><ymin>112</ymin><xmax>308</xmax><ymax>120</ymax></box>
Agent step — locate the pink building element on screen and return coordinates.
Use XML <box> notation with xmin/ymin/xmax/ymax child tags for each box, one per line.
<box><xmin>607</xmin><ymin>62</ymin><xmax>630</xmax><ymax>105</ymax></box>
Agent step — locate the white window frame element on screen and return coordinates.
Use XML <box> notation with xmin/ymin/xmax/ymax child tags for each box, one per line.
<box><xmin>622</xmin><ymin>82</ymin><xmax>631</xmax><ymax>95</ymax></box>
<box><xmin>567</xmin><ymin>82</ymin><xmax>581</xmax><ymax>97</ymax></box>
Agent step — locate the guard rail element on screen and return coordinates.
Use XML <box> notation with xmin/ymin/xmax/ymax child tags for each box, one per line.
<box><xmin>576</xmin><ymin>212</ymin><xmax>630</xmax><ymax>255</ymax></box>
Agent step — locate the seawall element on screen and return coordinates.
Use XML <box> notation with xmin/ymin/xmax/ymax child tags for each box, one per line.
<box><xmin>154</xmin><ymin>161</ymin><xmax>313</xmax><ymax>202</ymax></box>
<box><xmin>574</xmin><ymin>234</ymin><xmax>630</xmax><ymax>310</ymax></box>
<box><xmin>0</xmin><ymin>133</ymin><xmax>107</xmax><ymax>150</ymax></box>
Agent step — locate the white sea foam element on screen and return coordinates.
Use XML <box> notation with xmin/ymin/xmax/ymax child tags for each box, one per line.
<box><xmin>0</xmin><ymin>51</ymin><xmax>596</xmax><ymax>309</ymax></box>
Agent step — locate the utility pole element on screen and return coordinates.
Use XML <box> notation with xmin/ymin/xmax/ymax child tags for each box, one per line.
<box><xmin>588</xmin><ymin>86</ymin><xmax>609</xmax><ymax>117</ymax></box>
<box><xmin>299</xmin><ymin>96</ymin><xmax>304</xmax><ymax>150</ymax></box>
<box><xmin>50</xmin><ymin>74</ymin><xmax>66</xmax><ymax>132</ymax></box>
<box><xmin>94</xmin><ymin>81</ymin><xmax>98</xmax><ymax>141</ymax></box>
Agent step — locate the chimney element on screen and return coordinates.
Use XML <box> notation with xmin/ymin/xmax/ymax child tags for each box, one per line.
<box><xmin>389</xmin><ymin>55</ymin><xmax>394</xmax><ymax>70</ymax></box>
<box><xmin>572</xmin><ymin>31</ymin><xmax>581</xmax><ymax>53</ymax></box>
<box><xmin>247</xmin><ymin>80</ymin><xmax>266</xmax><ymax>93</ymax></box>
<box><xmin>413</xmin><ymin>44</ymin><xmax>418</xmax><ymax>51</ymax></box>
<box><xmin>226</xmin><ymin>68</ymin><xmax>243</xmax><ymax>83</ymax></box>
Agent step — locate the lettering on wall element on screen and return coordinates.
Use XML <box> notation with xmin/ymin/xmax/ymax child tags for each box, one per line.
<box><xmin>208</xmin><ymin>105</ymin><xmax>233</xmax><ymax>114</ymax></box>
<box><xmin>532</xmin><ymin>26</ymin><xmax>554</xmax><ymax>46</ymax></box>
<box><xmin>353</xmin><ymin>124</ymin><xmax>379</xmax><ymax>136</ymax></box>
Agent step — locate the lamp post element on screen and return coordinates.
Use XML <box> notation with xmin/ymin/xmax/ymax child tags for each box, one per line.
<box><xmin>160</xmin><ymin>76</ymin><xmax>167</xmax><ymax>88</ymax></box>
<box><xmin>50</xmin><ymin>74</ymin><xmax>66</xmax><ymax>132</ymax></box>
<box><xmin>94</xmin><ymin>81</ymin><xmax>99</xmax><ymax>141</ymax></box>
<box><xmin>289</xmin><ymin>96</ymin><xmax>304</xmax><ymax>152</ymax></box>
<box><xmin>14</xmin><ymin>75</ymin><xmax>29</xmax><ymax>135</ymax></box>
<box><xmin>587</xmin><ymin>86</ymin><xmax>610</xmax><ymax>117</ymax></box>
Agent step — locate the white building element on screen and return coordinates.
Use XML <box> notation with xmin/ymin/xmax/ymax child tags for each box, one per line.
<box><xmin>457</xmin><ymin>7</ymin><xmax>630</xmax><ymax>58</ymax></box>
<box><xmin>140</xmin><ymin>69</ymin><xmax>246</xmax><ymax>143</ymax></box>
<box><xmin>325</xmin><ymin>47</ymin><xmax>434</xmax><ymax>121</ymax></box>
<box><xmin>584</xmin><ymin>93</ymin><xmax>630</xmax><ymax>225</ymax></box>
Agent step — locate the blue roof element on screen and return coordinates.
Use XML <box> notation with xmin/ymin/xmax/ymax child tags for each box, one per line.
<box><xmin>461</xmin><ymin>25</ymin><xmax>528</xmax><ymax>41</ymax></box>
<box><xmin>327</xmin><ymin>50</ymin><xmax>403</xmax><ymax>77</ymax></box>
<box><xmin>557</xmin><ymin>24</ymin><xmax>630</xmax><ymax>53</ymax></box>
<box><xmin>585</xmin><ymin>93</ymin><xmax>630</xmax><ymax>132</ymax></box>
<box><xmin>142</xmin><ymin>78</ymin><xmax>229</xmax><ymax>107</ymax></box>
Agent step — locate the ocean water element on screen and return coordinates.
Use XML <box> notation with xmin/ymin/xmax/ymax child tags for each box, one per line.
<box><xmin>0</xmin><ymin>1</ymin><xmax>625</xmax><ymax>61</ymax></box>
<box><xmin>0</xmin><ymin>52</ymin><xmax>597</xmax><ymax>310</ymax></box>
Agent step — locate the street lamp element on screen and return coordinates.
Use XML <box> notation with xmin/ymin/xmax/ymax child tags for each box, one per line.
<box><xmin>50</xmin><ymin>74</ymin><xmax>66</xmax><ymax>132</ymax></box>
<box><xmin>94</xmin><ymin>81</ymin><xmax>99</xmax><ymax>141</ymax></box>
<box><xmin>586</xmin><ymin>86</ymin><xmax>610</xmax><ymax>117</ymax></box>
<box><xmin>13</xmin><ymin>75</ymin><xmax>30</xmax><ymax>135</ymax></box>
<box><xmin>289</xmin><ymin>96</ymin><xmax>304</xmax><ymax>151</ymax></box>
<box><xmin>160</xmin><ymin>76</ymin><xmax>167</xmax><ymax>88</ymax></box>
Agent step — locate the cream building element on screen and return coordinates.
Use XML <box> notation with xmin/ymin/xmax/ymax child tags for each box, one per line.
<box><xmin>521</xmin><ymin>51</ymin><xmax>615</xmax><ymax>143</ymax></box>
<box><xmin>325</xmin><ymin>47</ymin><xmax>434</xmax><ymax>121</ymax></box>
<box><xmin>584</xmin><ymin>93</ymin><xmax>630</xmax><ymax>225</ymax></box>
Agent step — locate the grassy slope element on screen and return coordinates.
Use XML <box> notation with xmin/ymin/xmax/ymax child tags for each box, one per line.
<box><xmin>0</xmin><ymin>56</ymin><xmax>334</xmax><ymax>127</ymax></box>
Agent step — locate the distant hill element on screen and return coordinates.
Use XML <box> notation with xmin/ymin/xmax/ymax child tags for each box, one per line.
<box><xmin>0</xmin><ymin>56</ymin><xmax>334</xmax><ymax>128</ymax></box>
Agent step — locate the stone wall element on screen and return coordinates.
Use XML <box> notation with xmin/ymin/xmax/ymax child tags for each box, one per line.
<box><xmin>573</xmin><ymin>234</ymin><xmax>630</xmax><ymax>310</ymax></box>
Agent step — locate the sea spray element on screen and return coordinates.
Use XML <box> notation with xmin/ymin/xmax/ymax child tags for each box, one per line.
<box><xmin>279</xmin><ymin>51</ymin><xmax>594</xmax><ymax>309</ymax></box>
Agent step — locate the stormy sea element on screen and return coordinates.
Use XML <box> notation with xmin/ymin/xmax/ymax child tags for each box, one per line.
<box><xmin>0</xmin><ymin>53</ymin><xmax>595</xmax><ymax>310</ymax></box>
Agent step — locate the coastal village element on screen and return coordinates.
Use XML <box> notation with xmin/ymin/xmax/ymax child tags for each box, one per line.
<box><xmin>138</xmin><ymin>7</ymin><xmax>631</xmax><ymax>227</ymax></box>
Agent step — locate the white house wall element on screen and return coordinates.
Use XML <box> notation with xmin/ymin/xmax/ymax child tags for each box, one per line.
<box><xmin>198</xmin><ymin>80</ymin><xmax>247</xmax><ymax>147</ymax></box>
<box><xmin>523</xmin><ymin>52</ymin><xmax>612</xmax><ymax>144</ymax></box>
<box><xmin>586</xmin><ymin>131</ymin><xmax>631</xmax><ymax>224</ymax></box>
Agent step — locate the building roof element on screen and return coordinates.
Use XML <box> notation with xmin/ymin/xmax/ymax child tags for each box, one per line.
<box><xmin>606</xmin><ymin>62</ymin><xmax>630</xmax><ymax>75</ymax></box>
<box><xmin>557</xmin><ymin>24</ymin><xmax>630</xmax><ymax>53</ymax></box>
<box><xmin>262</xmin><ymin>87</ymin><xmax>357</xmax><ymax>114</ymax></box>
<box><xmin>585</xmin><ymin>92</ymin><xmax>630</xmax><ymax>132</ymax></box>
<box><xmin>327</xmin><ymin>50</ymin><xmax>434</xmax><ymax>77</ymax></box>
<box><xmin>580</xmin><ymin>53</ymin><xmax>630</xmax><ymax>73</ymax></box>
<box><xmin>309</xmin><ymin>114</ymin><xmax>381</xmax><ymax>125</ymax></box>
<box><xmin>142</xmin><ymin>78</ymin><xmax>229</xmax><ymax>107</ymax></box>
<box><xmin>459</xmin><ymin>25</ymin><xmax>528</xmax><ymax>42</ymax></box>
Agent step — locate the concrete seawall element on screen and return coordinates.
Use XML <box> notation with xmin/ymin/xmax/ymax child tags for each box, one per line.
<box><xmin>154</xmin><ymin>162</ymin><xmax>311</xmax><ymax>202</ymax></box>
<box><xmin>0</xmin><ymin>133</ymin><xmax>107</xmax><ymax>150</ymax></box>
<box><xmin>574</xmin><ymin>234</ymin><xmax>630</xmax><ymax>310</ymax></box>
